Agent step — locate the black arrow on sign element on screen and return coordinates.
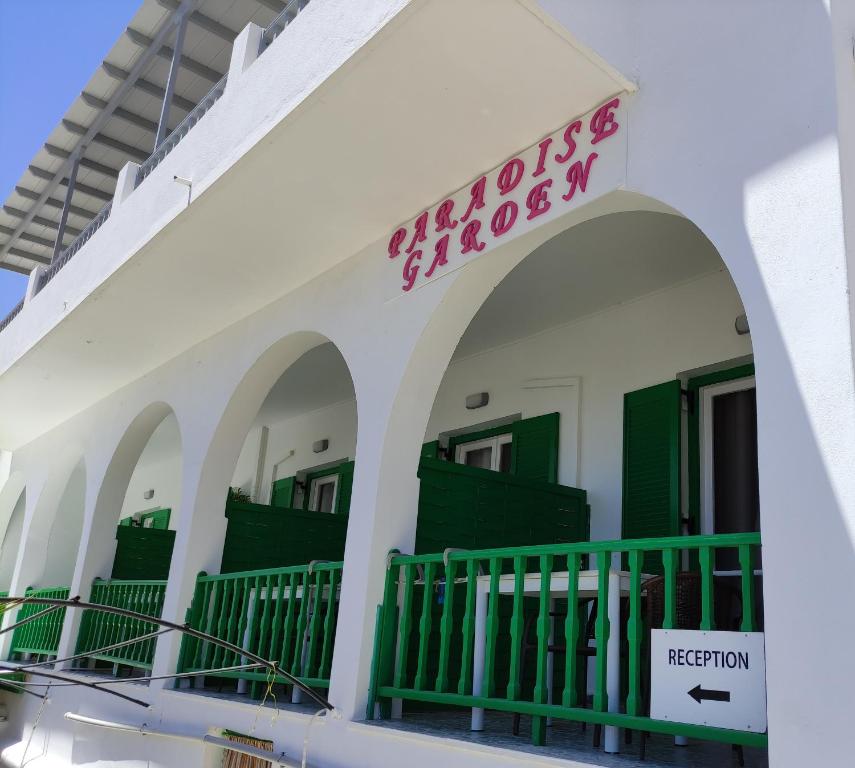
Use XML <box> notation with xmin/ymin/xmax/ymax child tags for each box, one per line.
<box><xmin>688</xmin><ymin>684</ymin><xmax>731</xmax><ymax>704</ymax></box>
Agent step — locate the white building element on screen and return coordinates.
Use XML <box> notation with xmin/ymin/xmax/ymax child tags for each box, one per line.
<box><xmin>0</xmin><ymin>1</ymin><xmax>853</xmax><ymax>766</ymax></box>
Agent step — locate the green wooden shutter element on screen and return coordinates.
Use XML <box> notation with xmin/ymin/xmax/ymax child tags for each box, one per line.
<box><xmin>111</xmin><ymin>527</ymin><xmax>175</xmax><ymax>580</ymax></box>
<box><xmin>335</xmin><ymin>461</ymin><xmax>355</xmax><ymax>516</ymax></box>
<box><xmin>421</xmin><ymin>441</ymin><xmax>440</xmax><ymax>460</ymax></box>
<box><xmin>622</xmin><ymin>380</ymin><xmax>682</xmax><ymax>553</ymax></box>
<box><xmin>271</xmin><ymin>476</ymin><xmax>295</xmax><ymax>508</ymax></box>
<box><xmin>147</xmin><ymin>508</ymin><xmax>170</xmax><ymax>530</ymax></box>
<box><xmin>510</xmin><ymin>413</ymin><xmax>559</xmax><ymax>483</ymax></box>
<box><xmin>118</xmin><ymin>517</ymin><xmax>132</xmax><ymax>527</ymax></box>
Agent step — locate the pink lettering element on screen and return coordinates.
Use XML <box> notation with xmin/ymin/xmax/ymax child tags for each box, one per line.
<box><xmin>405</xmin><ymin>212</ymin><xmax>429</xmax><ymax>254</ymax></box>
<box><xmin>554</xmin><ymin>120</ymin><xmax>582</xmax><ymax>163</ymax></box>
<box><xmin>590</xmin><ymin>98</ymin><xmax>620</xmax><ymax>144</ymax></box>
<box><xmin>526</xmin><ymin>179</ymin><xmax>553</xmax><ymax>220</ymax></box>
<box><xmin>460</xmin><ymin>220</ymin><xmax>486</xmax><ymax>254</ymax></box>
<box><xmin>460</xmin><ymin>176</ymin><xmax>486</xmax><ymax>223</ymax></box>
<box><xmin>434</xmin><ymin>200</ymin><xmax>458</xmax><ymax>232</ymax></box>
<box><xmin>425</xmin><ymin>234</ymin><xmax>450</xmax><ymax>278</ymax></box>
<box><xmin>533</xmin><ymin>137</ymin><xmax>553</xmax><ymax>177</ymax></box>
<box><xmin>491</xmin><ymin>201</ymin><xmax>519</xmax><ymax>237</ymax></box>
<box><xmin>562</xmin><ymin>152</ymin><xmax>598</xmax><ymax>202</ymax></box>
<box><xmin>388</xmin><ymin>227</ymin><xmax>407</xmax><ymax>259</ymax></box>
<box><xmin>402</xmin><ymin>250</ymin><xmax>422</xmax><ymax>291</ymax></box>
<box><xmin>497</xmin><ymin>158</ymin><xmax>525</xmax><ymax>195</ymax></box>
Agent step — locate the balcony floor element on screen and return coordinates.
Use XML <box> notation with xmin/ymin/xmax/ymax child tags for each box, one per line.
<box><xmin>370</xmin><ymin>710</ymin><xmax>768</xmax><ymax>768</ymax></box>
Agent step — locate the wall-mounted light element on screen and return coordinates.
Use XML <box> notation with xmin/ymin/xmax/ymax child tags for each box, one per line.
<box><xmin>465</xmin><ymin>392</ymin><xmax>489</xmax><ymax>410</ymax></box>
<box><xmin>734</xmin><ymin>314</ymin><xmax>750</xmax><ymax>336</ymax></box>
<box><xmin>312</xmin><ymin>439</ymin><xmax>329</xmax><ymax>454</ymax></box>
<box><xmin>143</xmin><ymin>489</ymin><xmax>154</xmax><ymax>500</ymax></box>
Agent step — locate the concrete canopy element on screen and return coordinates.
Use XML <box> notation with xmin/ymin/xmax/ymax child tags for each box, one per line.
<box><xmin>0</xmin><ymin>0</ymin><xmax>631</xmax><ymax>449</ymax></box>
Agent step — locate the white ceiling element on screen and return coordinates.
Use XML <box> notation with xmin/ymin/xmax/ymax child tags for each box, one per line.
<box><xmin>455</xmin><ymin>211</ymin><xmax>725</xmax><ymax>358</ymax></box>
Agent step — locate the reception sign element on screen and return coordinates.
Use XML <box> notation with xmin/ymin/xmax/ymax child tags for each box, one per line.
<box><xmin>650</xmin><ymin>629</ymin><xmax>768</xmax><ymax>733</ymax></box>
<box><xmin>385</xmin><ymin>95</ymin><xmax>628</xmax><ymax>298</ymax></box>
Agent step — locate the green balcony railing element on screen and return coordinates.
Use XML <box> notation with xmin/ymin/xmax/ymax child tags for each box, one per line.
<box><xmin>368</xmin><ymin>533</ymin><xmax>765</xmax><ymax>749</ymax></box>
<box><xmin>9</xmin><ymin>586</ymin><xmax>71</xmax><ymax>658</ymax></box>
<box><xmin>75</xmin><ymin>579</ymin><xmax>167</xmax><ymax>670</ymax></box>
<box><xmin>178</xmin><ymin>561</ymin><xmax>342</xmax><ymax>696</ymax></box>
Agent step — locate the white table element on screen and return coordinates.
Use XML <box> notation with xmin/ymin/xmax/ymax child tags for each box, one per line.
<box><xmin>471</xmin><ymin>569</ymin><xmax>634</xmax><ymax>754</ymax></box>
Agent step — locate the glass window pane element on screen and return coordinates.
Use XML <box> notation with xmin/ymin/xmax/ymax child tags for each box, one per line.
<box><xmin>499</xmin><ymin>441</ymin><xmax>512</xmax><ymax>473</ymax></box>
<box><xmin>316</xmin><ymin>481</ymin><xmax>335</xmax><ymax>514</ymax></box>
<box><xmin>463</xmin><ymin>446</ymin><xmax>493</xmax><ymax>469</ymax></box>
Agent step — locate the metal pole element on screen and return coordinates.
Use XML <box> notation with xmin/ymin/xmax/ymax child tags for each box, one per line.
<box><xmin>52</xmin><ymin>151</ymin><xmax>82</xmax><ymax>260</ymax></box>
<box><xmin>154</xmin><ymin>11</ymin><xmax>189</xmax><ymax>148</ymax></box>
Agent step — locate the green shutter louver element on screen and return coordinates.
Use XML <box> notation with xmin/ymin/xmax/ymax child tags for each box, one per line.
<box><xmin>271</xmin><ymin>476</ymin><xmax>295</xmax><ymax>508</ymax></box>
<box><xmin>622</xmin><ymin>380</ymin><xmax>682</xmax><ymax>566</ymax></box>
<box><xmin>421</xmin><ymin>441</ymin><xmax>440</xmax><ymax>460</ymax></box>
<box><xmin>510</xmin><ymin>413</ymin><xmax>559</xmax><ymax>483</ymax></box>
<box><xmin>336</xmin><ymin>461</ymin><xmax>355</xmax><ymax>516</ymax></box>
<box><xmin>111</xmin><ymin>526</ymin><xmax>175</xmax><ymax>580</ymax></box>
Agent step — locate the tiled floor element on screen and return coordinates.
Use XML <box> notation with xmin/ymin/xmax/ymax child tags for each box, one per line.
<box><xmin>371</xmin><ymin>710</ymin><xmax>768</xmax><ymax>768</ymax></box>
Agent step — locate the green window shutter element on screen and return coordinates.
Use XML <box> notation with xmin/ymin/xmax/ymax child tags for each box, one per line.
<box><xmin>118</xmin><ymin>517</ymin><xmax>132</xmax><ymax>527</ymax></box>
<box><xmin>335</xmin><ymin>461</ymin><xmax>355</xmax><ymax>516</ymax></box>
<box><xmin>421</xmin><ymin>441</ymin><xmax>440</xmax><ymax>459</ymax></box>
<box><xmin>147</xmin><ymin>508</ymin><xmax>170</xmax><ymax>530</ymax></box>
<box><xmin>271</xmin><ymin>476</ymin><xmax>295</xmax><ymax>508</ymax></box>
<box><xmin>510</xmin><ymin>413</ymin><xmax>559</xmax><ymax>483</ymax></box>
<box><xmin>622</xmin><ymin>380</ymin><xmax>682</xmax><ymax>549</ymax></box>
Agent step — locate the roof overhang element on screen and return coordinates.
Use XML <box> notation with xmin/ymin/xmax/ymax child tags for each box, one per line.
<box><xmin>0</xmin><ymin>0</ymin><xmax>632</xmax><ymax>449</ymax></box>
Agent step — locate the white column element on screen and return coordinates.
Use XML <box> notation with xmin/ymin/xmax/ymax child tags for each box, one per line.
<box><xmin>226</xmin><ymin>23</ymin><xmax>263</xmax><ymax>88</ymax></box>
<box><xmin>112</xmin><ymin>161</ymin><xmax>141</xmax><ymax>209</ymax></box>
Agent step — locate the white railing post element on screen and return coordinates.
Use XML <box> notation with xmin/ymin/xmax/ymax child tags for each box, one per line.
<box><xmin>227</xmin><ymin>22</ymin><xmax>263</xmax><ymax>88</ymax></box>
<box><xmin>113</xmin><ymin>161</ymin><xmax>141</xmax><ymax>208</ymax></box>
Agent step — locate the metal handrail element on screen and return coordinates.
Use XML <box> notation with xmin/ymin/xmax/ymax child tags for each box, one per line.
<box><xmin>0</xmin><ymin>297</ymin><xmax>25</xmax><ymax>333</ymax></box>
<box><xmin>260</xmin><ymin>0</ymin><xmax>309</xmax><ymax>52</ymax></box>
<box><xmin>36</xmin><ymin>200</ymin><xmax>113</xmax><ymax>294</ymax></box>
<box><xmin>135</xmin><ymin>74</ymin><xmax>229</xmax><ymax>187</ymax></box>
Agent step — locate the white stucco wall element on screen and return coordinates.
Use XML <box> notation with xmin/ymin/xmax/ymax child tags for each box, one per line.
<box><xmin>118</xmin><ymin>413</ymin><xmax>181</xmax><ymax>528</ymax></box>
<box><xmin>41</xmin><ymin>462</ymin><xmax>85</xmax><ymax>587</ymax></box>
<box><xmin>0</xmin><ymin>492</ymin><xmax>25</xmax><ymax>592</ymax></box>
<box><xmin>0</xmin><ymin>2</ymin><xmax>852</xmax><ymax>767</ymax></box>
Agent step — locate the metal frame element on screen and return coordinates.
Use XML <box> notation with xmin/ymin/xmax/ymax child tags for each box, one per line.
<box><xmin>0</xmin><ymin>594</ymin><xmax>333</xmax><ymax>711</ymax></box>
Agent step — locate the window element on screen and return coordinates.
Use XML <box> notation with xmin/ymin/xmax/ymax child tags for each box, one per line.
<box><xmin>308</xmin><ymin>474</ymin><xmax>338</xmax><ymax>514</ymax></box>
<box><xmin>454</xmin><ymin>433</ymin><xmax>513</xmax><ymax>473</ymax></box>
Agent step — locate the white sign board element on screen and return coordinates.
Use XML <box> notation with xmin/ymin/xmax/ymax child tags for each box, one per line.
<box><xmin>650</xmin><ymin>630</ymin><xmax>767</xmax><ymax>733</ymax></box>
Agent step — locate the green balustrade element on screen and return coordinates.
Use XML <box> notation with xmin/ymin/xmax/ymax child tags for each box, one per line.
<box><xmin>9</xmin><ymin>586</ymin><xmax>71</xmax><ymax>658</ymax></box>
<box><xmin>368</xmin><ymin>533</ymin><xmax>765</xmax><ymax>750</ymax></box>
<box><xmin>177</xmin><ymin>561</ymin><xmax>342</xmax><ymax>693</ymax></box>
<box><xmin>75</xmin><ymin>578</ymin><xmax>167</xmax><ymax>670</ymax></box>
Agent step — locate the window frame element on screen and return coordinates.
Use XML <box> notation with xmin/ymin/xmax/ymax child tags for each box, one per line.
<box><xmin>308</xmin><ymin>473</ymin><xmax>339</xmax><ymax>514</ymax></box>
<box><xmin>454</xmin><ymin>432</ymin><xmax>513</xmax><ymax>473</ymax></box>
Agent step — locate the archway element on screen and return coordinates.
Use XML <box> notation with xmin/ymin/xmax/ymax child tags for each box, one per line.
<box><xmin>0</xmin><ymin>486</ymin><xmax>26</xmax><ymax>594</ymax></box>
<box><xmin>73</xmin><ymin>402</ymin><xmax>182</xmax><ymax>676</ymax></box>
<box><xmin>369</xmin><ymin>205</ymin><xmax>764</xmax><ymax>759</ymax></box>
<box><xmin>3</xmin><ymin>455</ymin><xmax>86</xmax><ymax>662</ymax></box>
<box><xmin>175</xmin><ymin>334</ymin><xmax>357</xmax><ymax>703</ymax></box>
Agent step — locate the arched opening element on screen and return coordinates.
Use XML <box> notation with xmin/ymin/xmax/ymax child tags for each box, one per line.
<box><xmin>75</xmin><ymin>404</ymin><xmax>182</xmax><ymax>677</ymax></box>
<box><xmin>372</xmin><ymin>210</ymin><xmax>765</xmax><ymax>761</ymax></box>
<box><xmin>4</xmin><ymin>457</ymin><xmax>87</xmax><ymax>662</ymax></box>
<box><xmin>179</xmin><ymin>339</ymin><xmax>356</xmax><ymax>704</ymax></box>
<box><xmin>0</xmin><ymin>487</ymin><xmax>26</xmax><ymax>595</ymax></box>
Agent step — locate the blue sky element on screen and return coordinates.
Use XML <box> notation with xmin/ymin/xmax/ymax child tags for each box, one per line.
<box><xmin>0</xmin><ymin>0</ymin><xmax>139</xmax><ymax>317</ymax></box>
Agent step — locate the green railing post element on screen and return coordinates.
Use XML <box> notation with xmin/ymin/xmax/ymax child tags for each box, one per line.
<box><xmin>739</xmin><ymin>544</ymin><xmax>757</xmax><ymax>633</ymax></box>
<box><xmin>625</xmin><ymin>549</ymin><xmax>643</xmax><ymax>717</ymax></box>
<box><xmin>507</xmin><ymin>554</ymin><xmax>525</xmax><ymax>702</ymax></box>
<box><xmin>435</xmin><ymin>560</ymin><xmax>457</xmax><ymax>694</ymax></box>
<box><xmin>457</xmin><ymin>559</ymin><xmax>478</xmax><ymax>696</ymax></box>
<box><xmin>699</xmin><ymin>546</ymin><xmax>715</xmax><ymax>631</ymax></box>
<box><xmin>531</xmin><ymin>553</ymin><xmax>554</xmax><ymax>746</ymax></box>
<box><xmin>593</xmin><ymin>551</ymin><xmax>611</xmax><ymax>714</ymax></box>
